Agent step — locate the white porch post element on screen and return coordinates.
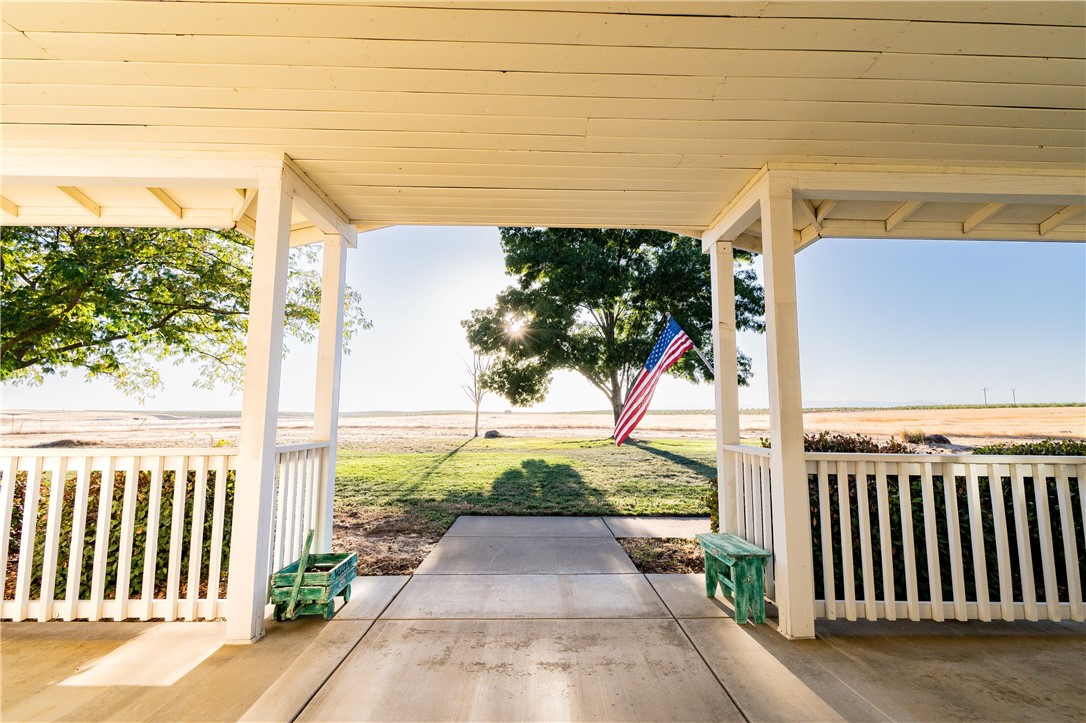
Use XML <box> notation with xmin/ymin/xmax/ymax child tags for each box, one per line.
<box><xmin>313</xmin><ymin>234</ymin><xmax>348</xmax><ymax>553</ymax></box>
<box><xmin>225</xmin><ymin>169</ymin><xmax>293</xmax><ymax>644</ymax></box>
<box><xmin>761</xmin><ymin>178</ymin><xmax>816</xmax><ymax>639</ymax></box>
<box><xmin>709</xmin><ymin>240</ymin><xmax>741</xmax><ymax>534</ymax></box>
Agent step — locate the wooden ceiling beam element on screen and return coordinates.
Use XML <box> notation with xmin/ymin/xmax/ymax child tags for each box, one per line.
<box><xmin>57</xmin><ymin>186</ymin><xmax>101</xmax><ymax>217</ymax></box>
<box><xmin>814</xmin><ymin>199</ymin><xmax>837</xmax><ymax>222</ymax></box>
<box><xmin>885</xmin><ymin>200</ymin><xmax>923</xmax><ymax>231</ymax></box>
<box><xmin>796</xmin><ymin>197</ymin><xmax>821</xmax><ymax>233</ymax></box>
<box><xmin>147</xmin><ymin>187</ymin><xmax>183</xmax><ymax>218</ymax></box>
<box><xmin>232</xmin><ymin>188</ymin><xmax>257</xmax><ymax>222</ymax></box>
<box><xmin>1039</xmin><ymin>204</ymin><xmax>1086</xmax><ymax>235</ymax></box>
<box><xmin>962</xmin><ymin>202</ymin><xmax>1005</xmax><ymax>233</ymax></box>
<box><xmin>0</xmin><ymin>196</ymin><xmax>19</xmax><ymax>217</ymax></box>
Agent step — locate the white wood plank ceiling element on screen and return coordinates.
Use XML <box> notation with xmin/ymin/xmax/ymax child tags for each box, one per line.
<box><xmin>2</xmin><ymin>1</ymin><xmax>1084</xmax><ymax>240</ymax></box>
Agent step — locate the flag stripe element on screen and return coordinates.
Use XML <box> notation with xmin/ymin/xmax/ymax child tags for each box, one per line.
<box><xmin>614</xmin><ymin>321</ymin><xmax>694</xmax><ymax>445</ymax></box>
<box><xmin>614</xmin><ymin>341</ymin><xmax>690</xmax><ymax>441</ymax></box>
<box><xmin>621</xmin><ymin>337</ymin><xmax>692</xmax><ymax>418</ymax></box>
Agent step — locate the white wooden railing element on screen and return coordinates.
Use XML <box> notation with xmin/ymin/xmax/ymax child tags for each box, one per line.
<box><xmin>807</xmin><ymin>454</ymin><xmax>1085</xmax><ymax>623</ymax></box>
<box><xmin>725</xmin><ymin>444</ymin><xmax>775</xmax><ymax>597</ymax></box>
<box><xmin>268</xmin><ymin>441</ymin><xmax>331</xmax><ymax>577</ymax></box>
<box><xmin>723</xmin><ymin>446</ymin><xmax>1085</xmax><ymax>625</ymax></box>
<box><xmin>1</xmin><ymin>448</ymin><xmax>237</xmax><ymax>622</ymax></box>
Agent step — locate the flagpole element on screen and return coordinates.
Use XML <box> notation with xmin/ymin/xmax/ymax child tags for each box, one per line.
<box><xmin>666</xmin><ymin>311</ymin><xmax>714</xmax><ymax>375</ymax></box>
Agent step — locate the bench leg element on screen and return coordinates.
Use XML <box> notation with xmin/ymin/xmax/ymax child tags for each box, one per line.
<box><xmin>704</xmin><ymin>556</ymin><xmax>719</xmax><ymax>598</ymax></box>
<box><xmin>733</xmin><ymin>559</ymin><xmax>766</xmax><ymax>625</ymax></box>
<box><xmin>733</xmin><ymin>561</ymin><xmax>749</xmax><ymax>624</ymax></box>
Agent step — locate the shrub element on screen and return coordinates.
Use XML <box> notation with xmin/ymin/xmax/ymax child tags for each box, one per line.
<box><xmin>972</xmin><ymin>439</ymin><xmax>1086</xmax><ymax>456</ymax></box>
<box><xmin>761</xmin><ymin>432</ymin><xmax>912</xmax><ymax>454</ymax></box>
<box><xmin>900</xmin><ymin>429</ymin><xmax>925</xmax><ymax>445</ymax></box>
<box><xmin>704</xmin><ymin>487</ymin><xmax>719</xmax><ymax>533</ymax></box>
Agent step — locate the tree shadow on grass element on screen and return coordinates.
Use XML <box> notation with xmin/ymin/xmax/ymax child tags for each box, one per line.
<box><xmin>448</xmin><ymin>458</ymin><xmax>618</xmax><ymax>517</ymax></box>
<box><xmin>419</xmin><ymin>438</ymin><xmax>473</xmax><ymax>482</ymax></box>
<box><xmin>626</xmin><ymin>440</ymin><xmax>716</xmax><ymax>480</ymax></box>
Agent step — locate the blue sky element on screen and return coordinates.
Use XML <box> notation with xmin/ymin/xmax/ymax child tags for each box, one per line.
<box><xmin>3</xmin><ymin>226</ymin><xmax>1084</xmax><ymax>412</ymax></box>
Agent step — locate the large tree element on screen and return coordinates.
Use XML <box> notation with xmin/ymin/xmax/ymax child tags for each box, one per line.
<box><xmin>463</xmin><ymin>227</ymin><xmax>764</xmax><ymax>423</ymax></box>
<box><xmin>1</xmin><ymin>226</ymin><xmax>368</xmax><ymax>398</ymax></box>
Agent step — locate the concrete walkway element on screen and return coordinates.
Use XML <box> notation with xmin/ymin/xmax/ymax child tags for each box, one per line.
<box><xmin>3</xmin><ymin>516</ymin><xmax>1083</xmax><ymax>722</ymax></box>
<box><xmin>274</xmin><ymin>515</ymin><xmax>1085</xmax><ymax>722</ymax></box>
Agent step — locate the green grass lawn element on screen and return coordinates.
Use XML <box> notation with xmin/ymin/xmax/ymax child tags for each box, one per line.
<box><xmin>335</xmin><ymin>436</ymin><xmax>717</xmax><ymax>528</ymax></box>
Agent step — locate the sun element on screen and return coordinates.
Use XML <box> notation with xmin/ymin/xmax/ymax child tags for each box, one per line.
<box><xmin>505</xmin><ymin>315</ymin><xmax>528</xmax><ymax>338</ymax></box>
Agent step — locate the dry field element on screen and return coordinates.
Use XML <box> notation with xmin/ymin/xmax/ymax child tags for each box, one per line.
<box><xmin>2</xmin><ymin>406</ymin><xmax>1082</xmax><ymax>449</ymax></box>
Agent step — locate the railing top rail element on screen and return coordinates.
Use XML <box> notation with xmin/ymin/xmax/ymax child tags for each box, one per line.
<box><xmin>0</xmin><ymin>447</ymin><xmax>240</xmax><ymax>458</ymax></box>
<box><xmin>804</xmin><ymin>451</ymin><xmax>1086</xmax><ymax>465</ymax></box>
<box><xmin>274</xmin><ymin>441</ymin><xmax>332</xmax><ymax>454</ymax></box>
<box><xmin>721</xmin><ymin>444</ymin><xmax>771</xmax><ymax>457</ymax></box>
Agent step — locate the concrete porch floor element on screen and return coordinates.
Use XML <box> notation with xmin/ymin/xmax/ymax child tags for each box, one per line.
<box><xmin>3</xmin><ymin>516</ymin><xmax>1083</xmax><ymax>722</ymax></box>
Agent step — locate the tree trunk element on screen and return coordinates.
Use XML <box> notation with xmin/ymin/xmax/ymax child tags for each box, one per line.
<box><xmin>474</xmin><ymin>401</ymin><xmax>480</xmax><ymax>438</ymax></box>
<box><xmin>609</xmin><ymin>369</ymin><xmax>624</xmax><ymax>427</ymax></box>
<box><xmin>611</xmin><ymin>399</ymin><xmax>623</xmax><ymax>427</ymax></box>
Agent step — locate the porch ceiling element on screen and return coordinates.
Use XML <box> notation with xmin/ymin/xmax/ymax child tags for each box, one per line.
<box><xmin>1</xmin><ymin>1</ymin><xmax>1084</xmax><ymax>241</ymax></box>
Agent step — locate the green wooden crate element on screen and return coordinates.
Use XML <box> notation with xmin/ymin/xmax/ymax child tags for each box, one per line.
<box><xmin>269</xmin><ymin>551</ymin><xmax>358</xmax><ymax>621</ymax></box>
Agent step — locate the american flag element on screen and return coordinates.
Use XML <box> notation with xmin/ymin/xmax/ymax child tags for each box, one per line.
<box><xmin>614</xmin><ymin>318</ymin><xmax>694</xmax><ymax>446</ymax></box>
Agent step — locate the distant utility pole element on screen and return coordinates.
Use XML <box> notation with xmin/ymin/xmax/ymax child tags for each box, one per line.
<box><xmin>982</xmin><ymin>387</ymin><xmax>989</xmax><ymax>405</ymax></box>
<box><xmin>1011</xmin><ymin>388</ymin><xmax>1017</xmax><ymax>406</ymax></box>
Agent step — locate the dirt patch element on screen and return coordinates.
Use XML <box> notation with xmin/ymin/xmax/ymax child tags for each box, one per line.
<box><xmin>618</xmin><ymin>537</ymin><xmax>704</xmax><ymax>574</ymax></box>
<box><xmin>332</xmin><ymin>506</ymin><xmax>448</xmax><ymax>576</ymax></box>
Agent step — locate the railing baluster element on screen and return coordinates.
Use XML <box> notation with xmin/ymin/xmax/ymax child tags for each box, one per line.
<box><xmin>986</xmin><ymin>463</ymin><xmax>1014</xmax><ymax>621</ymax></box>
<box><xmin>1009</xmin><ymin>463</ymin><xmax>1038</xmax><ymax>621</ymax></box>
<box><xmin>735</xmin><ymin>455</ymin><xmax>747</xmax><ymax>539</ymax></box>
<box><xmin>760</xmin><ymin>455</ymin><xmax>768</xmax><ymax>555</ymax></box>
<box><xmin>731</xmin><ymin>453</ymin><xmax>742</xmax><ymax>536</ymax></box>
<box><xmin>306</xmin><ymin>451</ymin><xmax>317</xmax><ymax>540</ymax></box>
<box><xmin>89</xmin><ymin>455</ymin><xmax>116</xmax><ymax>621</ymax></box>
<box><xmin>761</xmin><ymin>457</ymin><xmax>775</xmax><ymax>599</ymax></box>
<box><xmin>38</xmin><ymin>456</ymin><xmax>68</xmax><ymax>621</ymax></box>
<box><xmin>920</xmin><ymin>462</ymin><xmax>944</xmax><ymax>622</ymax></box>
<box><xmin>837</xmin><ymin>460</ymin><xmax>856</xmax><ymax>621</ymax></box>
<box><xmin>817</xmin><ymin>459</ymin><xmax>835</xmax><ymax>620</ymax></box>
<box><xmin>292</xmin><ymin>451</ymin><xmax>305</xmax><ymax>559</ymax></box>
<box><xmin>1055</xmin><ymin>464</ymin><xmax>1082</xmax><ymax>622</ymax></box>
<box><xmin>165</xmin><ymin>455</ymin><xmax>188</xmax><ymax>621</ymax></box>
<box><xmin>63</xmin><ymin>456</ymin><xmax>93</xmax><ymax>621</ymax></box>
<box><xmin>942</xmin><ymin>463</ymin><xmax>967</xmax><ymax>622</ymax></box>
<box><xmin>874</xmin><ymin>461</ymin><xmax>895</xmax><ymax>621</ymax></box>
<box><xmin>14</xmin><ymin>456</ymin><xmax>43</xmax><ymax>621</ymax></box>
<box><xmin>750</xmin><ymin>454</ymin><xmax>764</xmax><ymax>548</ymax></box>
<box><xmin>0</xmin><ymin>455</ymin><xmax>18</xmax><ymax>610</ymax></box>
<box><xmin>141</xmin><ymin>456</ymin><xmax>164</xmax><ymax>621</ymax></box>
<box><xmin>965</xmin><ymin>463</ymin><xmax>991</xmax><ymax>622</ymax></box>
<box><xmin>287</xmin><ymin>450</ymin><xmax>300</xmax><ymax>562</ymax></box>
<box><xmin>114</xmin><ymin>457</ymin><xmax>140</xmax><ymax>621</ymax></box>
<box><xmin>855</xmin><ymin>459</ymin><xmax>876</xmax><ymax>621</ymax></box>
<box><xmin>273</xmin><ymin>450</ymin><xmax>289</xmax><ymax>572</ymax></box>
<box><xmin>206</xmin><ymin>454</ymin><xmax>230</xmax><ymax>617</ymax></box>
<box><xmin>739</xmin><ymin>455</ymin><xmax>750</xmax><ymax>538</ymax></box>
<box><xmin>1032</xmin><ymin>463</ymin><xmax>1060</xmax><ymax>621</ymax></box>
<box><xmin>899</xmin><ymin>464</ymin><xmax>920</xmax><ymax>621</ymax></box>
<box><xmin>186</xmin><ymin>455</ymin><xmax>209</xmax><ymax>622</ymax></box>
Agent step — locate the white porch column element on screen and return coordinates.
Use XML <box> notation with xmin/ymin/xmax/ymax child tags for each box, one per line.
<box><xmin>709</xmin><ymin>240</ymin><xmax>741</xmax><ymax>534</ymax></box>
<box><xmin>761</xmin><ymin>178</ymin><xmax>816</xmax><ymax>639</ymax></box>
<box><xmin>226</xmin><ymin>170</ymin><xmax>293</xmax><ymax>644</ymax></box>
<box><xmin>313</xmin><ymin>234</ymin><xmax>348</xmax><ymax>553</ymax></box>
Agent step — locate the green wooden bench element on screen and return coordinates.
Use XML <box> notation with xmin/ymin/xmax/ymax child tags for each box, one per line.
<box><xmin>695</xmin><ymin>532</ymin><xmax>771</xmax><ymax>624</ymax></box>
